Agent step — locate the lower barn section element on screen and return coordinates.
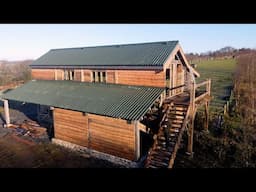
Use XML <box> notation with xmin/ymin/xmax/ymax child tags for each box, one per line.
<box><xmin>2</xmin><ymin>80</ymin><xmax>164</xmax><ymax>162</ymax></box>
<box><xmin>53</xmin><ymin>108</ymin><xmax>136</xmax><ymax>161</ymax></box>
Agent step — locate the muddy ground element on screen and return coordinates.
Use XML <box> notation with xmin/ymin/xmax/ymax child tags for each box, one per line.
<box><xmin>0</xmin><ymin>101</ymin><xmax>123</xmax><ymax>168</ymax></box>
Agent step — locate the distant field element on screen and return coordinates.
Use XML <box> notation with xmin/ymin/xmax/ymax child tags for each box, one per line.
<box><xmin>195</xmin><ymin>58</ymin><xmax>236</xmax><ymax>115</ymax></box>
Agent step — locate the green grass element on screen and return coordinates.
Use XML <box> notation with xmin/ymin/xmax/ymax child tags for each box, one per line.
<box><xmin>196</xmin><ymin>59</ymin><xmax>236</xmax><ymax>72</ymax></box>
<box><xmin>195</xmin><ymin>58</ymin><xmax>236</xmax><ymax>115</ymax></box>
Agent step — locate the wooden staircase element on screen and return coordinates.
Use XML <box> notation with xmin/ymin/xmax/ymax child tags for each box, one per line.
<box><xmin>144</xmin><ymin>79</ymin><xmax>211</xmax><ymax>168</ymax></box>
<box><xmin>145</xmin><ymin>101</ymin><xmax>189</xmax><ymax>168</ymax></box>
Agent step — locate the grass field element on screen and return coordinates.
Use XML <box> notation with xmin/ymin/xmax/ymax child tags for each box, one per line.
<box><xmin>195</xmin><ymin>58</ymin><xmax>236</xmax><ymax>115</ymax></box>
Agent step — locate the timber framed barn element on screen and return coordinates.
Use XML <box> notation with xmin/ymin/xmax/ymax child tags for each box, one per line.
<box><xmin>1</xmin><ymin>41</ymin><xmax>211</xmax><ymax>168</ymax></box>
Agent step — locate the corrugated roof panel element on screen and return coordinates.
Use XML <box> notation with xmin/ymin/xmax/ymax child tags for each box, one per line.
<box><xmin>30</xmin><ymin>41</ymin><xmax>179</xmax><ymax>67</ymax></box>
<box><xmin>2</xmin><ymin>80</ymin><xmax>164</xmax><ymax>121</ymax></box>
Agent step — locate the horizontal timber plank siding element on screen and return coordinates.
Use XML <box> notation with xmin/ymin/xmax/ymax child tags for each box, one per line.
<box><xmin>106</xmin><ymin>71</ymin><xmax>116</xmax><ymax>83</ymax></box>
<box><xmin>83</xmin><ymin>70</ymin><xmax>92</xmax><ymax>82</ymax></box>
<box><xmin>31</xmin><ymin>69</ymin><xmax>55</xmax><ymax>80</ymax></box>
<box><xmin>56</xmin><ymin>70</ymin><xmax>63</xmax><ymax>80</ymax></box>
<box><xmin>31</xmin><ymin>68</ymin><xmax>166</xmax><ymax>88</ymax></box>
<box><xmin>117</xmin><ymin>70</ymin><xmax>165</xmax><ymax>87</ymax></box>
<box><xmin>53</xmin><ymin>108</ymin><xmax>136</xmax><ymax>160</ymax></box>
<box><xmin>88</xmin><ymin>114</ymin><xmax>135</xmax><ymax>160</ymax></box>
<box><xmin>74</xmin><ymin>70</ymin><xmax>81</xmax><ymax>81</ymax></box>
<box><xmin>54</xmin><ymin>108</ymin><xmax>88</xmax><ymax>147</ymax></box>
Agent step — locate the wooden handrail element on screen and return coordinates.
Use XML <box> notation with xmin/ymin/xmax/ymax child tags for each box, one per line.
<box><xmin>195</xmin><ymin>81</ymin><xmax>209</xmax><ymax>89</ymax></box>
<box><xmin>195</xmin><ymin>92</ymin><xmax>209</xmax><ymax>102</ymax></box>
<box><xmin>192</xmin><ymin>79</ymin><xmax>211</xmax><ymax>104</ymax></box>
<box><xmin>167</xmin><ymin>84</ymin><xmax>185</xmax><ymax>91</ymax></box>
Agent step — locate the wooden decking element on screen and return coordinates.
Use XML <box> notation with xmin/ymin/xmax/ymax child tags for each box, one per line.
<box><xmin>145</xmin><ymin>79</ymin><xmax>211</xmax><ymax>168</ymax></box>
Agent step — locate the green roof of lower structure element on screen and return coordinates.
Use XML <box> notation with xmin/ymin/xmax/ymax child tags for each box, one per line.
<box><xmin>2</xmin><ymin>80</ymin><xmax>164</xmax><ymax>121</ymax></box>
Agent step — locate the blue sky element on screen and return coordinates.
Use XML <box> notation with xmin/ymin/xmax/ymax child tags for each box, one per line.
<box><xmin>0</xmin><ymin>24</ymin><xmax>255</xmax><ymax>60</ymax></box>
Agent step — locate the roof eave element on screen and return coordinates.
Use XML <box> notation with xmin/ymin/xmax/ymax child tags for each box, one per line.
<box><xmin>30</xmin><ymin>65</ymin><xmax>164</xmax><ymax>70</ymax></box>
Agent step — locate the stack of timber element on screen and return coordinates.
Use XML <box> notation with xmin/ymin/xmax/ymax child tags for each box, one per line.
<box><xmin>145</xmin><ymin>101</ymin><xmax>189</xmax><ymax>168</ymax></box>
<box><xmin>8</xmin><ymin>119</ymin><xmax>48</xmax><ymax>139</ymax></box>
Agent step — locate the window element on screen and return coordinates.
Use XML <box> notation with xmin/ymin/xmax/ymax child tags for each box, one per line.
<box><xmin>166</xmin><ymin>69</ymin><xmax>170</xmax><ymax>80</ymax></box>
<box><xmin>98</xmin><ymin>72</ymin><xmax>101</xmax><ymax>82</ymax></box>
<box><xmin>102</xmin><ymin>72</ymin><xmax>106</xmax><ymax>83</ymax></box>
<box><xmin>92</xmin><ymin>71</ymin><xmax>96</xmax><ymax>82</ymax></box>
<box><xmin>64</xmin><ymin>69</ymin><xmax>75</xmax><ymax>80</ymax></box>
<box><xmin>92</xmin><ymin>71</ymin><xmax>106</xmax><ymax>83</ymax></box>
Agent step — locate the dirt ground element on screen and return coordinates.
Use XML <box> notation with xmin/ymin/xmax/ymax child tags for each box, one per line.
<box><xmin>0</xmin><ymin>101</ymin><xmax>123</xmax><ymax>168</ymax></box>
<box><xmin>0</xmin><ymin>132</ymin><xmax>123</xmax><ymax>168</ymax></box>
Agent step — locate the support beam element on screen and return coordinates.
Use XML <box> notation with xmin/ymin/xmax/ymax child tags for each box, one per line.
<box><xmin>81</xmin><ymin>70</ymin><xmax>84</xmax><ymax>82</ymax></box>
<box><xmin>172</xmin><ymin>63</ymin><xmax>176</xmax><ymax>96</ymax></box>
<box><xmin>187</xmin><ymin>113</ymin><xmax>195</xmax><ymax>155</ymax></box>
<box><xmin>3</xmin><ymin>99</ymin><xmax>10</xmax><ymax>127</ymax></box>
<box><xmin>190</xmin><ymin>81</ymin><xmax>196</xmax><ymax>112</ymax></box>
<box><xmin>134</xmin><ymin>121</ymin><xmax>140</xmax><ymax>161</ymax></box>
<box><xmin>204</xmin><ymin>101</ymin><xmax>209</xmax><ymax>132</ymax></box>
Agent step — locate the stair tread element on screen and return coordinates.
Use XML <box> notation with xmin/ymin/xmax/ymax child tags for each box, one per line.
<box><xmin>170</xmin><ymin>129</ymin><xmax>180</xmax><ymax>133</ymax></box>
<box><xmin>149</xmin><ymin>159</ymin><xmax>169</xmax><ymax>167</ymax></box>
<box><xmin>171</xmin><ymin>124</ymin><xmax>182</xmax><ymax>127</ymax></box>
<box><xmin>168</xmin><ymin>116</ymin><xmax>185</xmax><ymax>119</ymax></box>
<box><xmin>151</xmin><ymin>155</ymin><xmax>170</xmax><ymax>162</ymax></box>
<box><xmin>147</xmin><ymin>165</ymin><xmax>158</xmax><ymax>168</ymax></box>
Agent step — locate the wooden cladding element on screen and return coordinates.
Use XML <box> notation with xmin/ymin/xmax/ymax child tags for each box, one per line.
<box><xmin>53</xmin><ymin>108</ymin><xmax>136</xmax><ymax>160</ymax></box>
<box><xmin>31</xmin><ymin>68</ymin><xmax>166</xmax><ymax>88</ymax></box>
<box><xmin>107</xmin><ymin>71</ymin><xmax>116</xmax><ymax>83</ymax></box>
<box><xmin>54</xmin><ymin>108</ymin><xmax>88</xmax><ymax>147</ymax></box>
<box><xmin>56</xmin><ymin>70</ymin><xmax>63</xmax><ymax>80</ymax></box>
<box><xmin>88</xmin><ymin>114</ymin><xmax>135</xmax><ymax>160</ymax></box>
<box><xmin>32</xmin><ymin>69</ymin><xmax>55</xmax><ymax>80</ymax></box>
<box><xmin>74</xmin><ymin>70</ymin><xmax>81</xmax><ymax>81</ymax></box>
<box><xmin>117</xmin><ymin>70</ymin><xmax>165</xmax><ymax>87</ymax></box>
<box><xmin>84</xmin><ymin>70</ymin><xmax>91</xmax><ymax>82</ymax></box>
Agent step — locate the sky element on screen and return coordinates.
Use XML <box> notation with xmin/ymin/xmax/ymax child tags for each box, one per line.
<box><xmin>0</xmin><ymin>24</ymin><xmax>255</xmax><ymax>60</ymax></box>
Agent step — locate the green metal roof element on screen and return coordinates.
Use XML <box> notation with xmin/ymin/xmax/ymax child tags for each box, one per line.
<box><xmin>30</xmin><ymin>41</ymin><xmax>178</xmax><ymax>67</ymax></box>
<box><xmin>2</xmin><ymin>80</ymin><xmax>164</xmax><ymax>121</ymax></box>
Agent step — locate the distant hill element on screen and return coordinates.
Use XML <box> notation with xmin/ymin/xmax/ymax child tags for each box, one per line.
<box><xmin>0</xmin><ymin>59</ymin><xmax>34</xmax><ymax>65</ymax></box>
<box><xmin>0</xmin><ymin>59</ymin><xmax>34</xmax><ymax>85</ymax></box>
<box><xmin>186</xmin><ymin>46</ymin><xmax>256</xmax><ymax>63</ymax></box>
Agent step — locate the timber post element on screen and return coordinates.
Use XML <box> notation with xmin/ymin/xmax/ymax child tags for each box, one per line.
<box><xmin>81</xmin><ymin>70</ymin><xmax>84</xmax><ymax>82</ymax></box>
<box><xmin>187</xmin><ymin>81</ymin><xmax>196</xmax><ymax>156</ymax></box>
<box><xmin>190</xmin><ymin>81</ymin><xmax>195</xmax><ymax>113</ymax></box>
<box><xmin>204</xmin><ymin>101</ymin><xmax>209</xmax><ymax>132</ymax></box>
<box><xmin>187</xmin><ymin>113</ymin><xmax>195</xmax><ymax>156</ymax></box>
<box><xmin>3</xmin><ymin>99</ymin><xmax>10</xmax><ymax>127</ymax></box>
<box><xmin>134</xmin><ymin>121</ymin><xmax>140</xmax><ymax>161</ymax></box>
<box><xmin>203</xmin><ymin>79</ymin><xmax>211</xmax><ymax>132</ymax></box>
